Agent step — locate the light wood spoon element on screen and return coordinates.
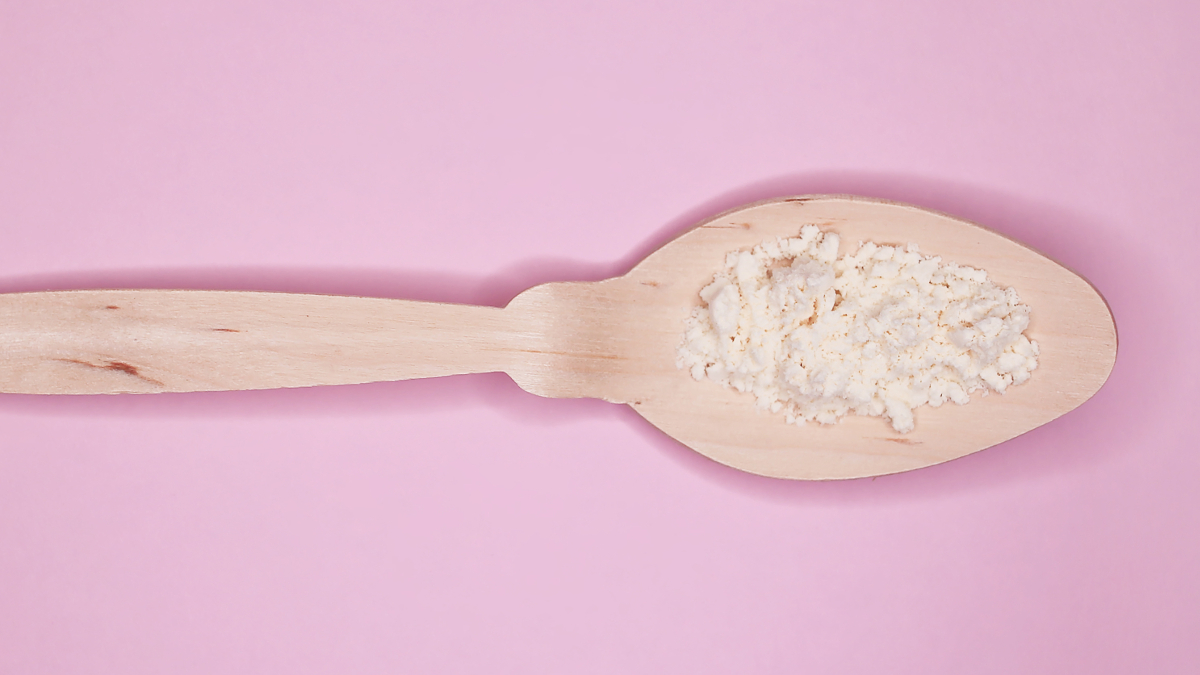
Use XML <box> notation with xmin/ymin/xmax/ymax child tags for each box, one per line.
<box><xmin>0</xmin><ymin>196</ymin><xmax>1116</xmax><ymax>479</ymax></box>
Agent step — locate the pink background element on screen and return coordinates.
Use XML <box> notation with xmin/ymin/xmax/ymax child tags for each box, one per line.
<box><xmin>1</xmin><ymin>1</ymin><xmax>1198</xmax><ymax>672</ymax></box>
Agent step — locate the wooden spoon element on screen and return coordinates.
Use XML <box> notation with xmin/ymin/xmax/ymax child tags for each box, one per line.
<box><xmin>0</xmin><ymin>196</ymin><xmax>1116</xmax><ymax>479</ymax></box>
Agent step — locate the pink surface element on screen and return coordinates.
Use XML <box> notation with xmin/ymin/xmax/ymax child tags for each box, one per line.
<box><xmin>1</xmin><ymin>1</ymin><xmax>1198</xmax><ymax>672</ymax></box>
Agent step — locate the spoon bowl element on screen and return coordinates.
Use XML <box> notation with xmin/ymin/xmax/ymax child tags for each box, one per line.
<box><xmin>0</xmin><ymin>196</ymin><xmax>1117</xmax><ymax>479</ymax></box>
<box><xmin>504</xmin><ymin>196</ymin><xmax>1116</xmax><ymax>478</ymax></box>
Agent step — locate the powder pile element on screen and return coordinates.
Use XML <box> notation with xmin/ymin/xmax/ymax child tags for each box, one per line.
<box><xmin>676</xmin><ymin>225</ymin><xmax>1039</xmax><ymax>433</ymax></box>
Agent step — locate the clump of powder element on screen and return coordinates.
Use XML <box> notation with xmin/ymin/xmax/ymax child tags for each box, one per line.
<box><xmin>676</xmin><ymin>225</ymin><xmax>1039</xmax><ymax>433</ymax></box>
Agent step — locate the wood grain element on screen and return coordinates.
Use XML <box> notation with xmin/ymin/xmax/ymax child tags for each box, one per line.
<box><xmin>0</xmin><ymin>292</ymin><xmax>517</xmax><ymax>394</ymax></box>
<box><xmin>0</xmin><ymin>196</ymin><xmax>1117</xmax><ymax>479</ymax></box>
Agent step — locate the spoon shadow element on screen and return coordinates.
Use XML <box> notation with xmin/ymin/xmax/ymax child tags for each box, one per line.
<box><xmin>0</xmin><ymin>172</ymin><xmax>1168</xmax><ymax>502</ymax></box>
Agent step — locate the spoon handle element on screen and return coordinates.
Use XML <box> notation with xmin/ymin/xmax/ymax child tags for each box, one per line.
<box><xmin>0</xmin><ymin>290</ymin><xmax>519</xmax><ymax>394</ymax></box>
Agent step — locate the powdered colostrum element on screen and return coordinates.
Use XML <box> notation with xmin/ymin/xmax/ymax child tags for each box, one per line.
<box><xmin>676</xmin><ymin>225</ymin><xmax>1039</xmax><ymax>433</ymax></box>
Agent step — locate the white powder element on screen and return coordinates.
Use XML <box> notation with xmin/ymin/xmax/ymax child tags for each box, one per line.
<box><xmin>676</xmin><ymin>225</ymin><xmax>1039</xmax><ymax>433</ymax></box>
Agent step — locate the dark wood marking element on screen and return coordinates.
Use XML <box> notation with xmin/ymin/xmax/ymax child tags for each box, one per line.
<box><xmin>211</xmin><ymin>328</ymin><xmax>241</xmax><ymax>332</ymax></box>
<box><xmin>105</xmin><ymin>305</ymin><xmax>119</xmax><ymax>310</ymax></box>
<box><xmin>106</xmin><ymin>361</ymin><xmax>140</xmax><ymax>376</ymax></box>
<box><xmin>56</xmin><ymin>358</ymin><xmax>163</xmax><ymax>386</ymax></box>
<box><xmin>783</xmin><ymin>197</ymin><xmax>812</xmax><ymax>203</ymax></box>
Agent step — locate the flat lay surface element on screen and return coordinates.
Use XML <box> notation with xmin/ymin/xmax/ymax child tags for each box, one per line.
<box><xmin>1</xmin><ymin>1</ymin><xmax>1197</xmax><ymax>673</ymax></box>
